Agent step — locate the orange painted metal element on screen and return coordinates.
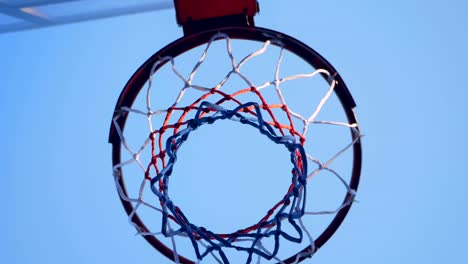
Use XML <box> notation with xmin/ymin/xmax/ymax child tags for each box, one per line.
<box><xmin>174</xmin><ymin>0</ymin><xmax>258</xmax><ymax>25</ymax></box>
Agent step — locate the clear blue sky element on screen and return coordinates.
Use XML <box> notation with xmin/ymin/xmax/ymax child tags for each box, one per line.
<box><xmin>1</xmin><ymin>0</ymin><xmax>467</xmax><ymax>263</ymax></box>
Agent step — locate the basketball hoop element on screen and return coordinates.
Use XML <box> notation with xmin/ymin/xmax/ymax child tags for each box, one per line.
<box><xmin>109</xmin><ymin>1</ymin><xmax>362</xmax><ymax>263</ymax></box>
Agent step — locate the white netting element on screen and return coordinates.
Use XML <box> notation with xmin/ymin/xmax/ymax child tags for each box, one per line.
<box><xmin>112</xmin><ymin>32</ymin><xmax>361</xmax><ymax>264</ymax></box>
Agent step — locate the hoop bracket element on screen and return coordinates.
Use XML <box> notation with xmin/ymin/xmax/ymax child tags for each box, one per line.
<box><xmin>174</xmin><ymin>0</ymin><xmax>259</xmax><ymax>36</ymax></box>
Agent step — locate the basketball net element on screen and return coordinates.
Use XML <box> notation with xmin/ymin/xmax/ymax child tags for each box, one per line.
<box><xmin>112</xmin><ymin>33</ymin><xmax>361</xmax><ymax>263</ymax></box>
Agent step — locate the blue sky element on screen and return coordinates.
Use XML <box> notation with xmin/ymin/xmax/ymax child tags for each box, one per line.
<box><xmin>1</xmin><ymin>0</ymin><xmax>467</xmax><ymax>263</ymax></box>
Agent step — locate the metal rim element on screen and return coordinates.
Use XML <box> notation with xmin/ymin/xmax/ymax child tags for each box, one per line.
<box><xmin>109</xmin><ymin>26</ymin><xmax>362</xmax><ymax>264</ymax></box>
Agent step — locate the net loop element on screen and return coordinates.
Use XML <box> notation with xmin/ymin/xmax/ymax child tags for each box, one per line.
<box><xmin>150</xmin><ymin>101</ymin><xmax>308</xmax><ymax>262</ymax></box>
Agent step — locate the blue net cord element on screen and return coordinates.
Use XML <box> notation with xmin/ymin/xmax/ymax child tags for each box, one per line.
<box><xmin>150</xmin><ymin>101</ymin><xmax>308</xmax><ymax>263</ymax></box>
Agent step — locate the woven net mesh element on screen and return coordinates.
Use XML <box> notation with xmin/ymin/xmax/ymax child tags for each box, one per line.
<box><xmin>112</xmin><ymin>32</ymin><xmax>361</xmax><ymax>263</ymax></box>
